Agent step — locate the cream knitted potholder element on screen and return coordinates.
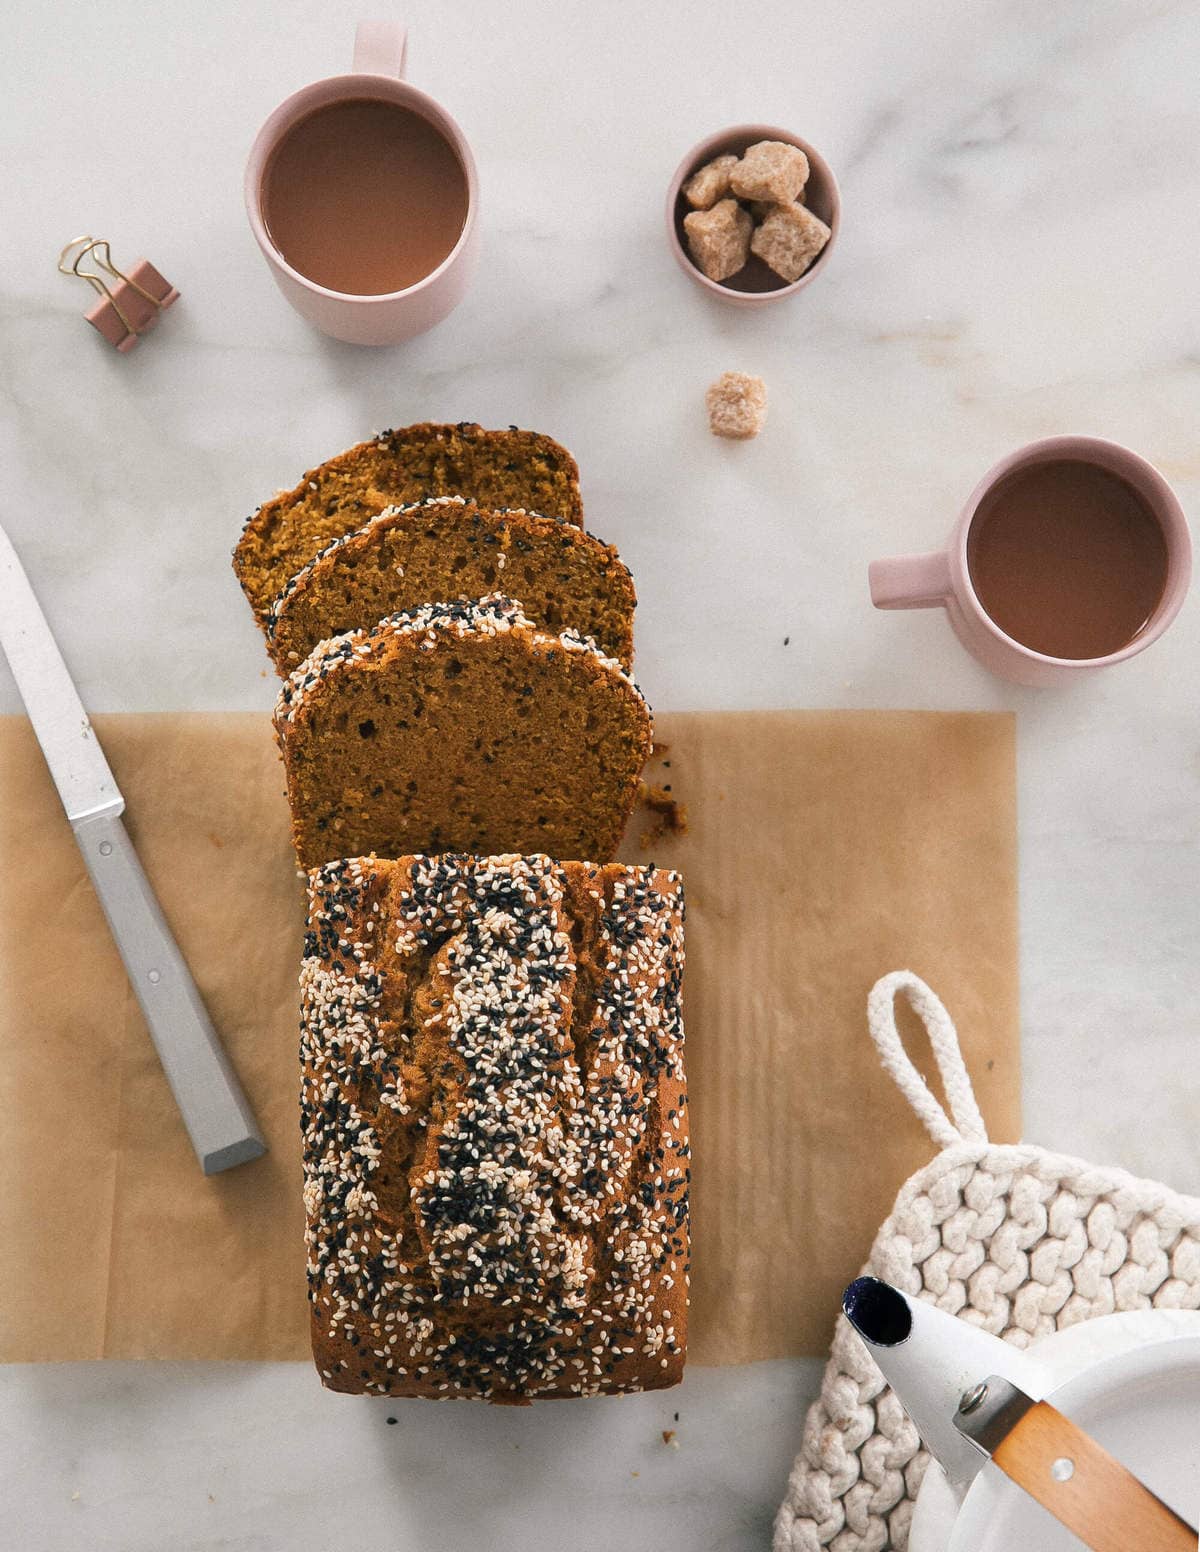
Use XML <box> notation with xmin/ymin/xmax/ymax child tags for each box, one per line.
<box><xmin>774</xmin><ymin>970</ymin><xmax>1200</xmax><ymax>1552</ymax></box>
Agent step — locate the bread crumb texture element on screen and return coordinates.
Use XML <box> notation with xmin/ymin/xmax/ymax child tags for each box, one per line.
<box><xmin>274</xmin><ymin>596</ymin><xmax>653</xmax><ymax>870</ymax></box>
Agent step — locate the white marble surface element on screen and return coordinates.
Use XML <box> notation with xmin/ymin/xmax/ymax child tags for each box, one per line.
<box><xmin>3</xmin><ymin>0</ymin><xmax>1200</xmax><ymax>1547</ymax></box>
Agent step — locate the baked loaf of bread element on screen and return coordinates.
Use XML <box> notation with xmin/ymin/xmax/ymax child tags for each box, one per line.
<box><xmin>274</xmin><ymin>596</ymin><xmax>652</xmax><ymax>870</ymax></box>
<box><xmin>265</xmin><ymin>495</ymin><xmax>636</xmax><ymax>673</ymax></box>
<box><xmin>301</xmin><ymin>853</ymin><xmax>688</xmax><ymax>1400</ymax></box>
<box><xmin>235</xmin><ymin>422</ymin><xmax>584</xmax><ymax>627</ymax></box>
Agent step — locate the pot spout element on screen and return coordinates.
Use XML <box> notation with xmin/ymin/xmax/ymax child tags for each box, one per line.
<box><xmin>843</xmin><ymin>1277</ymin><xmax>1049</xmax><ymax>1487</ymax></box>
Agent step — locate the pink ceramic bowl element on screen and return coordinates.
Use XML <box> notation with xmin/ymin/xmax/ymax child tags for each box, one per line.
<box><xmin>665</xmin><ymin>123</ymin><xmax>840</xmax><ymax>306</ymax></box>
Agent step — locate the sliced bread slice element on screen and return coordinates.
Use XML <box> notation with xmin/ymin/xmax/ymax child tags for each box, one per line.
<box><xmin>274</xmin><ymin>596</ymin><xmax>652</xmax><ymax>870</ymax></box>
<box><xmin>265</xmin><ymin>496</ymin><xmax>636</xmax><ymax>673</ymax></box>
<box><xmin>235</xmin><ymin>422</ymin><xmax>583</xmax><ymax>627</ymax></box>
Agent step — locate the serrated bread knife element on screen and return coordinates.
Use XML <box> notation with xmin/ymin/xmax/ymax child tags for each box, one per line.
<box><xmin>0</xmin><ymin>522</ymin><xmax>265</xmax><ymax>1174</ymax></box>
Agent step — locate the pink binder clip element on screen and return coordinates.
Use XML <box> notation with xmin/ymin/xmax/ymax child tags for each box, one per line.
<box><xmin>58</xmin><ymin>235</ymin><xmax>179</xmax><ymax>353</ymax></box>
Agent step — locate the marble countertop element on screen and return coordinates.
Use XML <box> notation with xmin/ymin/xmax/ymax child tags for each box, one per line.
<box><xmin>3</xmin><ymin>1</ymin><xmax>1199</xmax><ymax>1547</ymax></box>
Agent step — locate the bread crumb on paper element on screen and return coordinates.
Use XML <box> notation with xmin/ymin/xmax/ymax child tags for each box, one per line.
<box><xmin>639</xmin><ymin>784</ymin><xmax>689</xmax><ymax>849</ymax></box>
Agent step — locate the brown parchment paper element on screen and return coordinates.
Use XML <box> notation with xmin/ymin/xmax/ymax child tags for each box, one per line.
<box><xmin>0</xmin><ymin>709</ymin><xmax>1018</xmax><ymax>1366</ymax></box>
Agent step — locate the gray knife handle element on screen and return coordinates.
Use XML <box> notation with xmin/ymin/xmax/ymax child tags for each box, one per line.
<box><xmin>73</xmin><ymin>811</ymin><xmax>267</xmax><ymax>1175</ymax></box>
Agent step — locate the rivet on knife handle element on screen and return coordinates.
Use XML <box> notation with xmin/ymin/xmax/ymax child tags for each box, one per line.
<box><xmin>75</xmin><ymin>811</ymin><xmax>266</xmax><ymax>1175</ymax></box>
<box><xmin>955</xmin><ymin>1375</ymin><xmax>1196</xmax><ymax>1552</ymax></box>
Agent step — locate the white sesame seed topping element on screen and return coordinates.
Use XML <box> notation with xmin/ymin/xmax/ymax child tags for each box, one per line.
<box><xmin>300</xmin><ymin>855</ymin><xmax>688</xmax><ymax>1400</ymax></box>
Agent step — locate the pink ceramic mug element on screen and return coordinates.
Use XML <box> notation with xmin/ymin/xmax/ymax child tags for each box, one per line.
<box><xmin>245</xmin><ymin>21</ymin><xmax>480</xmax><ymax>346</ymax></box>
<box><xmin>869</xmin><ymin>436</ymin><xmax>1191</xmax><ymax>687</ymax></box>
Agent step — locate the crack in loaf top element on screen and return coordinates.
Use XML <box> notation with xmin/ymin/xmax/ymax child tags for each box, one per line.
<box><xmin>300</xmin><ymin>853</ymin><xmax>689</xmax><ymax>1400</ymax></box>
<box><xmin>273</xmin><ymin>594</ymin><xmax>649</xmax><ymax>725</ymax></box>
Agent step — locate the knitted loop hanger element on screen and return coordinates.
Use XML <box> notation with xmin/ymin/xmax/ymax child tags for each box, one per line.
<box><xmin>866</xmin><ymin>970</ymin><xmax>988</xmax><ymax>1150</ymax></box>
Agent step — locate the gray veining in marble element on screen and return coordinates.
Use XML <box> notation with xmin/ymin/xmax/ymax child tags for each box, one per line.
<box><xmin>2</xmin><ymin>0</ymin><xmax>1199</xmax><ymax>1546</ymax></box>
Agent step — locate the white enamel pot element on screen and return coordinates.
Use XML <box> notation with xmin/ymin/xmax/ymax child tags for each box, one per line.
<box><xmin>909</xmin><ymin>1309</ymin><xmax>1200</xmax><ymax>1552</ymax></box>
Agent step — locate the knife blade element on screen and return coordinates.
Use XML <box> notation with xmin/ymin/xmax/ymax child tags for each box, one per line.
<box><xmin>0</xmin><ymin>522</ymin><xmax>266</xmax><ymax>1174</ymax></box>
<box><xmin>954</xmin><ymin>1375</ymin><xmax>1196</xmax><ymax>1551</ymax></box>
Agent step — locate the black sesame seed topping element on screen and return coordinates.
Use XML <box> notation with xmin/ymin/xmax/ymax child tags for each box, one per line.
<box><xmin>299</xmin><ymin>855</ymin><xmax>687</xmax><ymax>1400</ymax></box>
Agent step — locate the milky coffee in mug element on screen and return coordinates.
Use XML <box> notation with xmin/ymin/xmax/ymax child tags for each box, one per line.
<box><xmin>869</xmin><ymin>437</ymin><xmax>1190</xmax><ymax>687</ymax></box>
<box><xmin>965</xmin><ymin>459</ymin><xmax>1169</xmax><ymax>660</ymax></box>
<box><xmin>245</xmin><ymin>22</ymin><xmax>480</xmax><ymax>345</ymax></box>
<box><xmin>260</xmin><ymin>98</ymin><xmax>469</xmax><ymax>297</ymax></box>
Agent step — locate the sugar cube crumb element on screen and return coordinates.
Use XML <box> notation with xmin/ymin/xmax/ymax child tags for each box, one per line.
<box><xmin>751</xmin><ymin>202</ymin><xmax>831</xmax><ymax>283</ymax></box>
<box><xmin>730</xmin><ymin>140</ymin><xmax>810</xmax><ymax>205</ymax></box>
<box><xmin>683</xmin><ymin>199</ymin><xmax>753</xmax><ymax>283</ymax></box>
<box><xmin>706</xmin><ymin>372</ymin><xmax>768</xmax><ymax>440</ymax></box>
<box><xmin>683</xmin><ymin>154</ymin><xmax>738</xmax><ymax>210</ymax></box>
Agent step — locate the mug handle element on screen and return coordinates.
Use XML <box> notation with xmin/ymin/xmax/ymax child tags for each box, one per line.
<box><xmin>869</xmin><ymin>552</ymin><xmax>953</xmax><ymax>610</ymax></box>
<box><xmin>353</xmin><ymin>19</ymin><xmax>408</xmax><ymax>78</ymax></box>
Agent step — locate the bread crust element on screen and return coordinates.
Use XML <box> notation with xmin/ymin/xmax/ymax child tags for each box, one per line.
<box><xmin>301</xmin><ymin>854</ymin><xmax>689</xmax><ymax>1401</ymax></box>
<box><xmin>234</xmin><ymin>423</ymin><xmax>584</xmax><ymax>625</ymax></box>
<box><xmin>265</xmin><ymin>496</ymin><xmax>635</xmax><ymax>674</ymax></box>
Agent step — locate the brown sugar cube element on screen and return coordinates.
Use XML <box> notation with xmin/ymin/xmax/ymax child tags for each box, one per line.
<box><xmin>683</xmin><ymin>199</ymin><xmax>753</xmax><ymax>283</ymax></box>
<box><xmin>683</xmin><ymin>153</ymin><xmax>738</xmax><ymax>210</ymax></box>
<box><xmin>750</xmin><ymin>192</ymin><xmax>804</xmax><ymax>221</ymax></box>
<box><xmin>750</xmin><ymin>202</ymin><xmax>831</xmax><ymax>283</ymax></box>
<box><xmin>706</xmin><ymin>372</ymin><xmax>768</xmax><ymax>440</ymax></box>
<box><xmin>730</xmin><ymin>140</ymin><xmax>810</xmax><ymax>205</ymax></box>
